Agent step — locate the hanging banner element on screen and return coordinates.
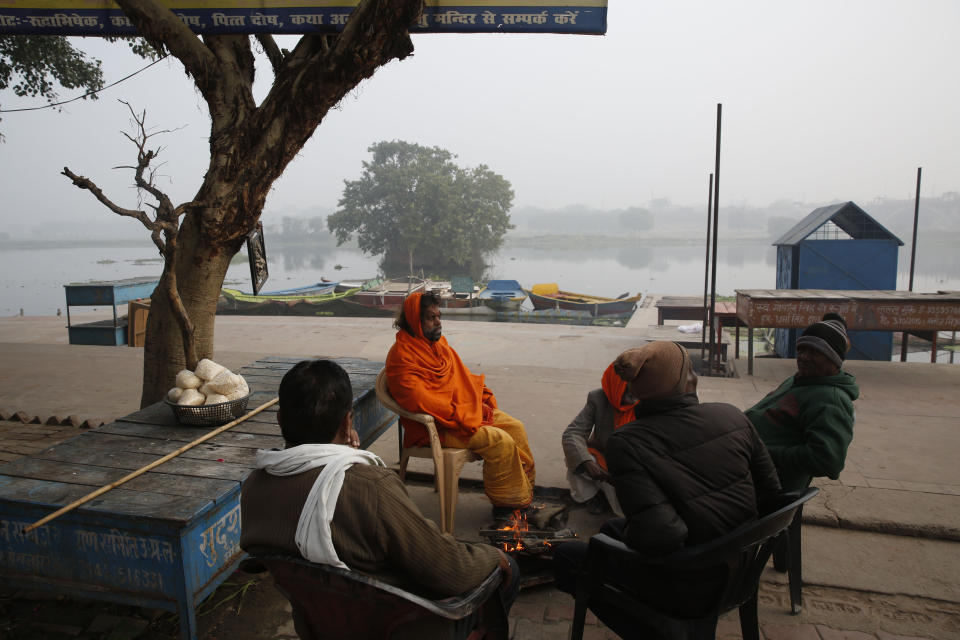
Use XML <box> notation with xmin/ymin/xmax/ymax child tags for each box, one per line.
<box><xmin>0</xmin><ymin>1</ymin><xmax>607</xmax><ymax>36</ymax></box>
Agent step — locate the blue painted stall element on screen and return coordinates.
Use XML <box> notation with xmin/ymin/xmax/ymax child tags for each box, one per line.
<box><xmin>0</xmin><ymin>357</ymin><xmax>394</xmax><ymax>640</ymax></box>
<box><xmin>64</xmin><ymin>277</ymin><xmax>159</xmax><ymax>346</ymax></box>
<box><xmin>773</xmin><ymin>202</ymin><xmax>903</xmax><ymax>360</ymax></box>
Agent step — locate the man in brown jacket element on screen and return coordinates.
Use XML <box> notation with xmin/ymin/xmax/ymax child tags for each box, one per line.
<box><xmin>241</xmin><ymin>359</ymin><xmax>517</xmax><ymax>636</ymax></box>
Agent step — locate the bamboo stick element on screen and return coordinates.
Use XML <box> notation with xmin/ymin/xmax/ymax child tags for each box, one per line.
<box><xmin>23</xmin><ymin>397</ymin><xmax>279</xmax><ymax>533</ymax></box>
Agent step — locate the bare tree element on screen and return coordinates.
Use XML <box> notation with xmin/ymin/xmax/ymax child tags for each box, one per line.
<box><xmin>62</xmin><ymin>0</ymin><xmax>423</xmax><ymax>407</ymax></box>
<box><xmin>63</xmin><ymin>102</ymin><xmax>199</xmax><ymax>367</ymax></box>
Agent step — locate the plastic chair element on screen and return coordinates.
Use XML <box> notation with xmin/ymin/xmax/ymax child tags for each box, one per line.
<box><xmin>251</xmin><ymin>551</ymin><xmax>507</xmax><ymax>640</ymax></box>
<box><xmin>374</xmin><ymin>369</ymin><xmax>480</xmax><ymax>534</ymax></box>
<box><xmin>570</xmin><ymin>488</ymin><xmax>819</xmax><ymax>640</ymax></box>
<box><xmin>772</xmin><ymin>480</ymin><xmax>813</xmax><ymax>614</ymax></box>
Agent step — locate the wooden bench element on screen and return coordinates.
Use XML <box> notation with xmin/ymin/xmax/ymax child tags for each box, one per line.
<box><xmin>736</xmin><ymin>290</ymin><xmax>960</xmax><ymax>374</ymax></box>
<box><xmin>655</xmin><ymin>296</ymin><xmax>743</xmax><ymax>359</ymax></box>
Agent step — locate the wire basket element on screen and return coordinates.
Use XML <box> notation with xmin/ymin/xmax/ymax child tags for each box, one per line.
<box><xmin>165</xmin><ymin>394</ymin><xmax>250</xmax><ymax>426</ymax></box>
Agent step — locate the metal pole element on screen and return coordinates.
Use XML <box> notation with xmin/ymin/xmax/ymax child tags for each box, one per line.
<box><xmin>709</xmin><ymin>104</ymin><xmax>722</xmax><ymax>373</ymax></box>
<box><xmin>701</xmin><ymin>173</ymin><xmax>714</xmax><ymax>366</ymax></box>
<box><xmin>900</xmin><ymin>167</ymin><xmax>922</xmax><ymax>362</ymax></box>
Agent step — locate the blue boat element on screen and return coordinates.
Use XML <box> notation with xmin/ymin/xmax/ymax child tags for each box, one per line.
<box><xmin>477</xmin><ymin>279</ymin><xmax>527</xmax><ymax>312</ymax></box>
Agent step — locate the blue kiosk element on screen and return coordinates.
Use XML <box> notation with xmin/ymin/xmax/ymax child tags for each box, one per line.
<box><xmin>64</xmin><ymin>277</ymin><xmax>159</xmax><ymax>346</ymax></box>
<box><xmin>773</xmin><ymin>201</ymin><xmax>904</xmax><ymax>360</ymax></box>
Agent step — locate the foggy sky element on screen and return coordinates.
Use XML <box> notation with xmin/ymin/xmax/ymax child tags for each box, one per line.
<box><xmin>1</xmin><ymin>0</ymin><xmax>958</xmax><ymax>237</ymax></box>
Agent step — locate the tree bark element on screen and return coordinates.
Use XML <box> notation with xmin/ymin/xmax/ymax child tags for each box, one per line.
<box><xmin>116</xmin><ymin>0</ymin><xmax>423</xmax><ymax>405</ymax></box>
<box><xmin>141</xmin><ymin>215</ymin><xmax>235</xmax><ymax>407</ymax></box>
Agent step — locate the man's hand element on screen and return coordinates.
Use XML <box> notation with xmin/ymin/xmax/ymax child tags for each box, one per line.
<box><xmin>579</xmin><ymin>460</ymin><xmax>612</xmax><ymax>482</ymax></box>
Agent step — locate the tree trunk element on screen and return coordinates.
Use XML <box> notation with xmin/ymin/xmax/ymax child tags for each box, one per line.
<box><xmin>141</xmin><ymin>214</ymin><xmax>240</xmax><ymax>406</ymax></box>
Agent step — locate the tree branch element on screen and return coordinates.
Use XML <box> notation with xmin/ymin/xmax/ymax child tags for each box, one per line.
<box><xmin>204</xmin><ymin>35</ymin><xmax>255</xmax><ymax>88</ymax></box>
<box><xmin>63</xmin><ymin>100</ymin><xmax>198</xmax><ymax>365</ymax></box>
<box><xmin>333</xmin><ymin>0</ymin><xmax>419</xmax><ymax>59</ymax></box>
<box><xmin>115</xmin><ymin>0</ymin><xmax>221</xmax><ymax>102</ymax></box>
<box><xmin>250</xmin><ymin>0</ymin><xmax>421</xmax><ymax>177</ymax></box>
<box><xmin>159</xmin><ymin>231</ymin><xmax>198</xmax><ymax>369</ymax></box>
<box><xmin>256</xmin><ymin>33</ymin><xmax>284</xmax><ymax>75</ymax></box>
<box><xmin>118</xmin><ymin>101</ymin><xmax>180</xmax><ymax>217</ymax></box>
<box><xmin>61</xmin><ymin>167</ymin><xmax>156</xmax><ymax>230</ymax></box>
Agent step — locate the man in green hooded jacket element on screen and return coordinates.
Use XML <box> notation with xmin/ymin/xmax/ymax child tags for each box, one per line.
<box><xmin>745</xmin><ymin>314</ymin><xmax>860</xmax><ymax>491</ymax></box>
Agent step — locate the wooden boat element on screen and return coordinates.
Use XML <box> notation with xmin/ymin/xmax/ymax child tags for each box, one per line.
<box><xmin>425</xmin><ymin>279</ymin><xmax>480</xmax><ymax>309</ymax></box>
<box><xmin>352</xmin><ymin>276</ymin><xmax>426</xmax><ymax>311</ymax></box>
<box><xmin>260</xmin><ymin>282</ymin><xmax>338</xmax><ymax>296</ymax></box>
<box><xmin>477</xmin><ymin>279</ymin><xmax>527</xmax><ymax>312</ymax></box>
<box><xmin>335</xmin><ymin>277</ymin><xmax>380</xmax><ymax>293</ymax></box>
<box><xmin>525</xmin><ymin>283</ymin><xmax>642</xmax><ymax>316</ymax></box>
<box><xmin>217</xmin><ymin>284</ymin><xmax>393</xmax><ymax>317</ymax></box>
<box><xmin>441</xmin><ymin>305</ymin><xmax>634</xmax><ymax>326</ymax></box>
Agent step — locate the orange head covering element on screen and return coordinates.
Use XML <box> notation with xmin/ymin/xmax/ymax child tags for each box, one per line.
<box><xmin>601</xmin><ymin>362</ymin><xmax>639</xmax><ymax>428</ymax></box>
<box><xmin>613</xmin><ymin>341</ymin><xmax>692</xmax><ymax>400</ymax></box>
<box><xmin>386</xmin><ymin>292</ymin><xmax>496</xmax><ymax>447</ymax></box>
<box><xmin>403</xmin><ymin>292</ymin><xmax>425</xmax><ymax>340</ymax></box>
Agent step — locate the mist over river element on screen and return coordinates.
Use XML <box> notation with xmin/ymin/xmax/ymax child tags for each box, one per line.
<box><xmin>2</xmin><ymin>236</ymin><xmax>958</xmax><ymax>317</ymax></box>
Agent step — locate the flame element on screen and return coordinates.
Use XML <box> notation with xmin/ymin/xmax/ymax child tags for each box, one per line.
<box><xmin>496</xmin><ymin>509</ymin><xmax>530</xmax><ymax>552</ymax></box>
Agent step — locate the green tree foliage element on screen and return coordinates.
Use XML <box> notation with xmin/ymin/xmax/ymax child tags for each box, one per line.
<box><xmin>328</xmin><ymin>140</ymin><xmax>514</xmax><ymax>276</ymax></box>
<box><xmin>0</xmin><ymin>36</ymin><xmax>104</xmax><ymax>103</ymax></box>
<box><xmin>0</xmin><ymin>35</ymin><xmax>154</xmax><ymax>138</ymax></box>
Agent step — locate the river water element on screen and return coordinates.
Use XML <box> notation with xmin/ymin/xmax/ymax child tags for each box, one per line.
<box><xmin>2</xmin><ymin>238</ymin><xmax>958</xmax><ymax>317</ymax></box>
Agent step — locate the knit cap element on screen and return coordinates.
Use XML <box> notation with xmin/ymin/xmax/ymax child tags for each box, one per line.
<box><xmin>613</xmin><ymin>341</ymin><xmax>691</xmax><ymax>400</ymax></box>
<box><xmin>796</xmin><ymin>315</ymin><xmax>849</xmax><ymax>368</ymax></box>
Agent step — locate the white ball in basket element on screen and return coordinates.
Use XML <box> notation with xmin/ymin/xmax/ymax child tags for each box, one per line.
<box><xmin>175</xmin><ymin>369</ymin><xmax>202</xmax><ymax>390</ymax></box>
<box><xmin>167</xmin><ymin>387</ymin><xmax>184</xmax><ymax>402</ymax></box>
<box><xmin>204</xmin><ymin>393</ymin><xmax>228</xmax><ymax>405</ymax></box>
<box><xmin>177</xmin><ymin>388</ymin><xmax>205</xmax><ymax>406</ymax></box>
<box><xmin>225</xmin><ymin>379</ymin><xmax>249</xmax><ymax>401</ymax></box>
<box><xmin>194</xmin><ymin>358</ymin><xmax>227</xmax><ymax>382</ymax></box>
<box><xmin>206</xmin><ymin>369</ymin><xmax>246</xmax><ymax>395</ymax></box>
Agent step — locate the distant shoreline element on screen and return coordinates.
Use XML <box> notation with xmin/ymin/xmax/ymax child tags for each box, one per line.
<box><xmin>4</xmin><ymin>229</ymin><xmax>958</xmax><ymax>251</ymax></box>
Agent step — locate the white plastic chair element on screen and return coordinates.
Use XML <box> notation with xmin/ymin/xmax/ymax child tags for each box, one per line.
<box><xmin>375</xmin><ymin>369</ymin><xmax>479</xmax><ymax>534</ymax></box>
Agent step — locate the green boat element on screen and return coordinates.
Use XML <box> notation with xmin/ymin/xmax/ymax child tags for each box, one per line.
<box><xmin>216</xmin><ymin>284</ymin><xmax>394</xmax><ymax>317</ymax></box>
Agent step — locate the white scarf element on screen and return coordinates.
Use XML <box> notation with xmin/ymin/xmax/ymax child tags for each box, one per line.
<box><xmin>255</xmin><ymin>443</ymin><xmax>385</xmax><ymax>569</ymax></box>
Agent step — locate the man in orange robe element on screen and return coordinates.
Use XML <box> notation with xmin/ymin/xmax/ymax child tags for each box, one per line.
<box><xmin>385</xmin><ymin>292</ymin><xmax>536</xmax><ymax>518</ymax></box>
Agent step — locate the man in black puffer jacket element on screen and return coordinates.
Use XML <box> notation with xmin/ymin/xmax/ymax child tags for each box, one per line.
<box><xmin>554</xmin><ymin>341</ymin><xmax>782</xmax><ymax>638</ymax></box>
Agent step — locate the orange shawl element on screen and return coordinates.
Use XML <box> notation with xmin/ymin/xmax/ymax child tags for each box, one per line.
<box><xmin>385</xmin><ymin>293</ymin><xmax>496</xmax><ymax>446</ymax></box>
<box><xmin>589</xmin><ymin>363</ymin><xmax>639</xmax><ymax>470</ymax></box>
<box><xmin>601</xmin><ymin>362</ymin><xmax>639</xmax><ymax>428</ymax></box>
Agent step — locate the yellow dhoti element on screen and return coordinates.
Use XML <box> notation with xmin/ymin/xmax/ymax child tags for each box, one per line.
<box><xmin>445</xmin><ymin>409</ymin><xmax>536</xmax><ymax>508</ymax></box>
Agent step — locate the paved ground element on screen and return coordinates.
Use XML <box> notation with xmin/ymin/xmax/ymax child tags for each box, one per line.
<box><xmin>1</xmin><ymin>297</ymin><xmax>959</xmax><ymax>639</ymax></box>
